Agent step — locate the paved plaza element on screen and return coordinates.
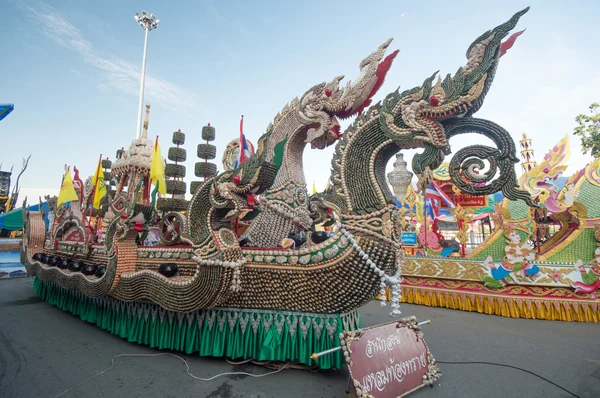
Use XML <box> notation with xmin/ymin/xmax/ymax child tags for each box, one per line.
<box><xmin>1</xmin><ymin>277</ymin><xmax>598</xmax><ymax>398</ymax></box>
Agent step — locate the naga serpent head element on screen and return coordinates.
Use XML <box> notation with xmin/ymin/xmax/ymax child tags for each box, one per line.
<box><xmin>433</xmin><ymin>6</ymin><xmax>528</xmax><ymax>123</ymax></box>
<box><xmin>378</xmin><ymin>8</ymin><xmax>535</xmax><ymax>205</ymax></box>
<box><xmin>383</xmin><ymin>7</ymin><xmax>529</xmax><ymax>154</ymax></box>
<box><xmin>299</xmin><ymin>39</ymin><xmax>399</xmax><ymax>149</ymax></box>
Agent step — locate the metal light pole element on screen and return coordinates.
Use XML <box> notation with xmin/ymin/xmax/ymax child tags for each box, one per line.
<box><xmin>134</xmin><ymin>11</ymin><xmax>160</xmax><ymax>139</ymax></box>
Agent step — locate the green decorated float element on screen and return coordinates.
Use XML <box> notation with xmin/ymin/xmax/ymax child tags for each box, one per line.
<box><xmin>399</xmin><ymin>133</ymin><xmax>600</xmax><ymax>322</ymax></box>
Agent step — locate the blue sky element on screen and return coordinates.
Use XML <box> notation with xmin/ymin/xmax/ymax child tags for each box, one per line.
<box><xmin>1</xmin><ymin>0</ymin><xmax>599</xmax><ymax>203</ymax></box>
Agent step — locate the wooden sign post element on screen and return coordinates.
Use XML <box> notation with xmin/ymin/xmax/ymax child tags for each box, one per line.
<box><xmin>340</xmin><ymin>316</ymin><xmax>441</xmax><ymax>398</ymax></box>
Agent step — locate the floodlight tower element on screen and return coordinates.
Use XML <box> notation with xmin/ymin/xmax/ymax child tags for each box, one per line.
<box><xmin>134</xmin><ymin>11</ymin><xmax>160</xmax><ymax>139</ymax></box>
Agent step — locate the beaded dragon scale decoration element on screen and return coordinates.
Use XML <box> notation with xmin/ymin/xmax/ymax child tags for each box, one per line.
<box><xmin>316</xmin><ymin>7</ymin><xmax>535</xmax><ymax>215</ymax></box>
<box><xmin>305</xmin><ymin>7</ymin><xmax>534</xmax><ymax>313</ymax></box>
<box><xmin>188</xmin><ymin>7</ymin><xmax>534</xmax><ymax>252</ymax></box>
<box><xmin>186</xmin><ymin>38</ymin><xmax>400</xmax><ymax>248</ymax></box>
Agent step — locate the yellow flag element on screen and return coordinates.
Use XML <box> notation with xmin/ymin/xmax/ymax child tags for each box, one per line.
<box><xmin>92</xmin><ymin>159</ymin><xmax>107</xmax><ymax>209</ymax></box>
<box><xmin>312</xmin><ymin>181</ymin><xmax>317</xmax><ymax>195</ymax></box>
<box><xmin>150</xmin><ymin>139</ymin><xmax>166</xmax><ymax>195</ymax></box>
<box><xmin>415</xmin><ymin>194</ymin><xmax>424</xmax><ymax>223</ymax></box>
<box><xmin>57</xmin><ymin>169</ymin><xmax>79</xmax><ymax>207</ymax></box>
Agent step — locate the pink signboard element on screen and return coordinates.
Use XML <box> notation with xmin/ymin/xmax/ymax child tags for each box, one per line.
<box><xmin>341</xmin><ymin>317</ymin><xmax>441</xmax><ymax>398</ymax></box>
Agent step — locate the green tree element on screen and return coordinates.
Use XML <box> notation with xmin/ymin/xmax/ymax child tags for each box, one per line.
<box><xmin>573</xmin><ymin>102</ymin><xmax>600</xmax><ymax>158</ymax></box>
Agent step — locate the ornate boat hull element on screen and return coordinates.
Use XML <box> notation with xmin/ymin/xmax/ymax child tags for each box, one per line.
<box><xmin>22</xmin><ymin>209</ymin><xmax>395</xmax><ymax>314</ymax></box>
<box><xmin>22</xmin><ymin>212</ymin><xmax>373</xmax><ymax>368</ymax></box>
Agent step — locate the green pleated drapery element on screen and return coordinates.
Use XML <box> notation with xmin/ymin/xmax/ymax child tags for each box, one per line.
<box><xmin>34</xmin><ymin>277</ymin><xmax>361</xmax><ymax>369</ymax></box>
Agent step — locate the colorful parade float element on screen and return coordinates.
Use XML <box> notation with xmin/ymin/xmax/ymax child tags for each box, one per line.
<box><xmin>399</xmin><ymin>131</ymin><xmax>600</xmax><ymax>322</ymax></box>
<box><xmin>21</xmin><ymin>8</ymin><xmax>569</xmax><ymax>374</ymax></box>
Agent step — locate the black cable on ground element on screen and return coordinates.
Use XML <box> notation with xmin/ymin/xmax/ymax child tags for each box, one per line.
<box><xmin>225</xmin><ymin>358</ymin><xmax>320</xmax><ymax>372</ymax></box>
<box><xmin>437</xmin><ymin>361</ymin><xmax>580</xmax><ymax>398</ymax></box>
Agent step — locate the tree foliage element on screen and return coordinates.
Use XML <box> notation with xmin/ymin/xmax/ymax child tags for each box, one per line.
<box><xmin>573</xmin><ymin>102</ymin><xmax>600</xmax><ymax>158</ymax></box>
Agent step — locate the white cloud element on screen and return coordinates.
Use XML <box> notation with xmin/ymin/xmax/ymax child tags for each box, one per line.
<box><xmin>19</xmin><ymin>0</ymin><xmax>197</xmax><ymax>110</ymax></box>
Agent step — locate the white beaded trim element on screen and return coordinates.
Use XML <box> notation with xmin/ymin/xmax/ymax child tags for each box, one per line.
<box><xmin>336</xmin><ymin>220</ymin><xmax>403</xmax><ymax>317</ymax></box>
<box><xmin>193</xmin><ymin>256</ymin><xmax>247</xmax><ymax>292</ymax></box>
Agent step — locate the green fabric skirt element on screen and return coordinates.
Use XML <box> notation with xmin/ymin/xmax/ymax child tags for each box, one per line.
<box><xmin>34</xmin><ymin>277</ymin><xmax>361</xmax><ymax>369</ymax></box>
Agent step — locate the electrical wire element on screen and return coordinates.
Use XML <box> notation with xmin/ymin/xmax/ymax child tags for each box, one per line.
<box><xmin>54</xmin><ymin>353</ymin><xmax>292</xmax><ymax>398</ymax></box>
<box><xmin>53</xmin><ymin>355</ymin><xmax>583</xmax><ymax>398</ymax></box>
<box><xmin>225</xmin><ymin>358</ymin><xmax>321</xmax><ymax>372</ymax></box>
<box><xmin>437</xmin><ymin>360</ymin><xmax>581</xmax><ymax>398</ymax></box>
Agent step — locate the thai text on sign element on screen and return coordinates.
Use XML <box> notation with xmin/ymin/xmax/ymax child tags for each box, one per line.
<box><xmin>400</xmin><ymin>232</ymin><xmax>417</xmax><ymax>246</ymax></box>
<box><xmin>453</xmin><ymin>194</ymin><xmax>487</xmax><ymax>207</ymax></box>
<box><xmin>342</xmin><ymin>317</ymin><xmax>441</xmax><ymax>398</ymax></box>
<box><xmin>361</xmin><ymin>352</ymin><xmax>427</xmax><ymax>393</ymax></box>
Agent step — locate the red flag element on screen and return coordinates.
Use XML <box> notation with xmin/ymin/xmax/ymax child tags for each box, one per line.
<box><xmin>236</xmin><ymin>115</ymin><xmax>249</xmax><ymax>168</ymax></box>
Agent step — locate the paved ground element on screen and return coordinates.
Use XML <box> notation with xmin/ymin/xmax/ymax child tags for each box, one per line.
<box><xmin>0</xmin><ymin>277</ymin><xmax>599</xmax><ymax>398</ymax></box>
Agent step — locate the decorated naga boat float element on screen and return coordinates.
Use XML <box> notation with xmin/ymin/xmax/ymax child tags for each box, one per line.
<box><xmin>399</xmin><ymin>133</ymin><xmax>600</xmax><ymax>323</ymax></box>
<box><xmin>22</xmin><ymin>9</ymin><xmax>535</xmax><ymax>367</ymax></box>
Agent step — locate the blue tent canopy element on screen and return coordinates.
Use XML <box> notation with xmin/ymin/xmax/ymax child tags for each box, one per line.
<box><xmin>0</xmin><ymin>202</ymin><xmax>49</xmax><ymax>231</ymax></box>
<box><xmin>0</xmin><ymin>104</ymin><xmax>14</xmax><ymax>121</ymax></box>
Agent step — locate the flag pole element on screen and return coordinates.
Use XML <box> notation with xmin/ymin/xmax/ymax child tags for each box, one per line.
<box><xmin>203</xmin><ymin>126</ymin><xmax>209</xmax><ymax>182</ymax></box>
<box><xmin>51</xmin><ymin>166</ymin><xmax>69</xmax><ymax>249</ymax></box>
<box><xmin>87</xmin><ymin>154</ymin><xmax>103</xmax><ymax>230</ymax></box>
<box><xmin>94</xmin><ymin>158</ymin><xmax>108</xmax><ymax>242</ymax></box>
<box><xmin>423</xmin><ymin>193</ymin><xmax>428</xmax><ymax>256</ymax></box>
<box><xmin>236</xmin><ymin>117</ymin><xmax>242</xmax><ymax>235</ymax></box>
<box><xmin>153</xmin><ymin>135</ymin><xmax>159</xmax><ymax>190</ymax></box>
<box><xmin>151</xmin><ymin>135</ymin><xmax>162</xmax><ymax>209</ymax></box>
<box><xmin>234</xmin><ymin>116</ymin><xmax>245</xmax><ymax>236</ymax></box>
<box><xmin>239</xmin><ymin>115</ymin><xmax>245</xmax><ymax>165</ymax></box>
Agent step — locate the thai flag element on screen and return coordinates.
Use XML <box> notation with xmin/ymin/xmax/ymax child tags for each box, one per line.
<box><xmin>425</xmin><ymin>181</ymin><xmax>455</xmax><ymax>209</ymax></box>
<box><xmin>425</xmin><ymin>197</ymin><xmax>437</xmax><ymax>219</ymax></box>
<box><xmin>234</xmin><ymin>115</ymin><xmax>251</xmax><ymax>169</ymax></box>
